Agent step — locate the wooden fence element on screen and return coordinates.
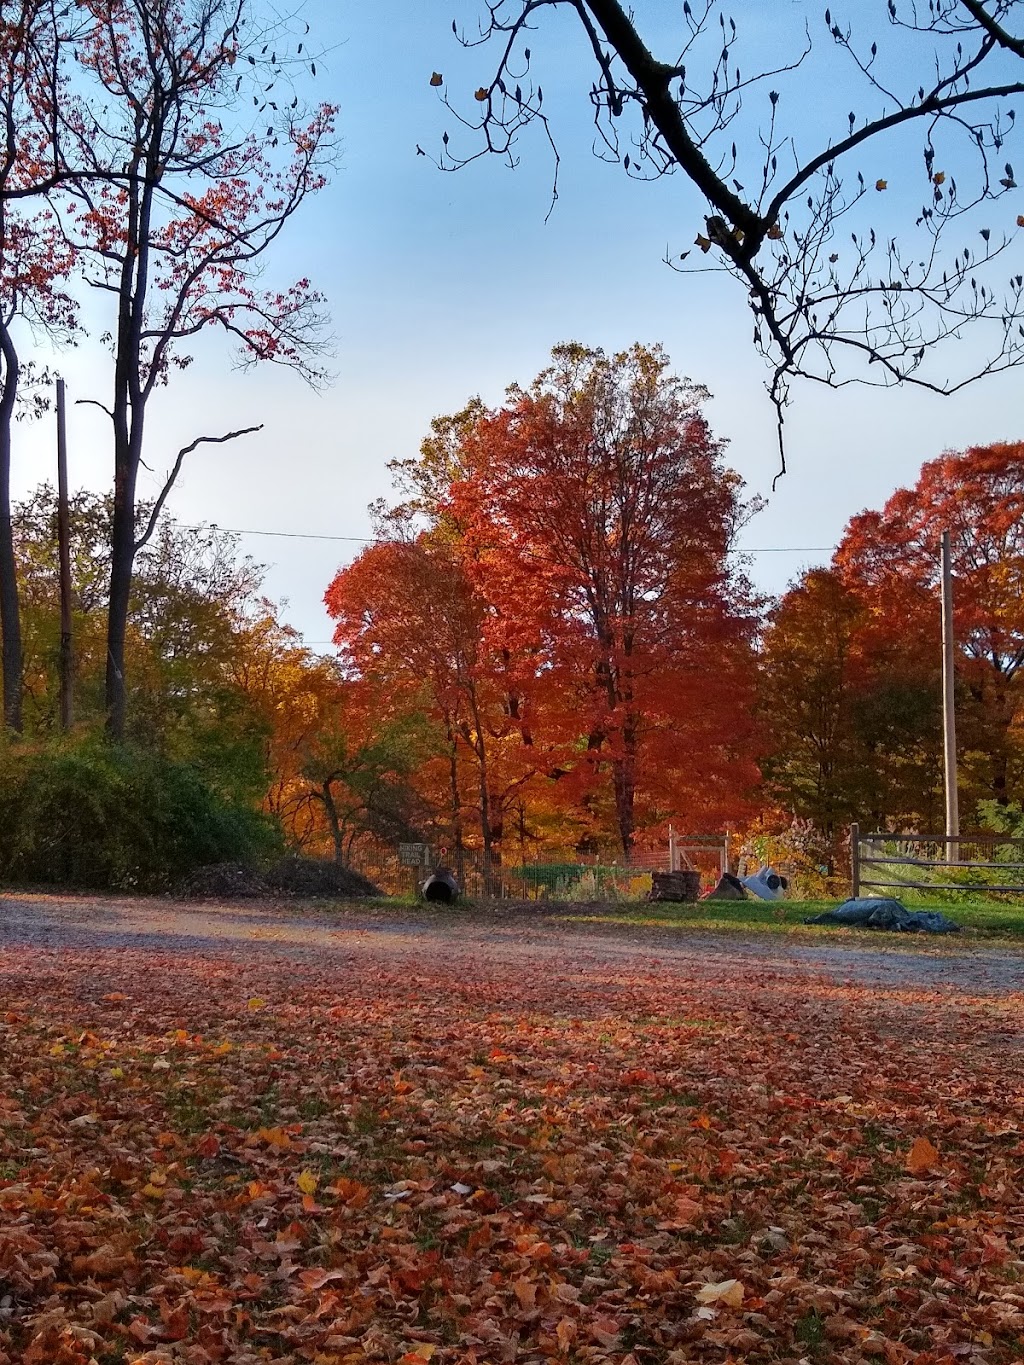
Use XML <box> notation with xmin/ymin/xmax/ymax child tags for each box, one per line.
<box><xmin>851</xmin><ymin>823</ymin><xmax>1024</xmax><ymax>899</ymax></box>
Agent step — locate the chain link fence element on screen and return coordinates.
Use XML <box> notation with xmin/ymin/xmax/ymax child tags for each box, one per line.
<box><xmin>343</xmin><ymin>838</ymin><xmax>738</xmax><ymax>901</ymax></box>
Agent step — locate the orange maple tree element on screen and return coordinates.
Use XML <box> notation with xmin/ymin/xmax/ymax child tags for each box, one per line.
<box><xmin>326</xmin><ymin>537</ymin><xmax>539</xmax><ymax>874</ymax></box>
<box><xmin>329</xmin><ymin>343</ymin><xmax>761</xmax><ymax>860</ymax></box>
<box><xmin>444</xmin><ymin>342</ymin><xmax>761</xmax><ymax>854</ymax></box>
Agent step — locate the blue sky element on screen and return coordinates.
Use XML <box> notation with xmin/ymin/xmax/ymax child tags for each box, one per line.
<box><xmin>12</xmin><ymin>0</ymin><xmax>1023</xmax><ymax>646</ymax></box>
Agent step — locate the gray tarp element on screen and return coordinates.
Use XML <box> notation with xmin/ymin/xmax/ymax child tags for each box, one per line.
<box><xmin>804</xmin><ymin>897</ymin><xmax>961</xmax><ymax>934</ymax></box>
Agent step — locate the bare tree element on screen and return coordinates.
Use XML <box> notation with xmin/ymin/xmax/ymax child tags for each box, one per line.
<box><xmin>58</xmin><ymin>0</ymin><xmax>335</xmax><ymax>738</ymax></box>
<box><xmin>434</xmin><ymin>0</ymin><xmax>1024</xmax><ymax>465</ymax></box>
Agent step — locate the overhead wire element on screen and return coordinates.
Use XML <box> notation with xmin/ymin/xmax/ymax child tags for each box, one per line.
<box><xmin>176</xmin><ymin>521</ymin><xmax>837</xmax><ymax>648</ymax></box>
<box><xmin>180</xmin><ymin>521</ymin><xmax>836</xmax><ymax>555</ymax></box>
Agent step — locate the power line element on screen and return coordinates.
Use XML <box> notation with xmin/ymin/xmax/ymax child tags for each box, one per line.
<box><xmin>182</xmin><ymin>523</ymin><xmax>372</xmax><ymax>543</ymax></box>
<box><xmin>181</xmin><ymin>521</ymin><xmax>836</xmax><ymax>555</ymax></box>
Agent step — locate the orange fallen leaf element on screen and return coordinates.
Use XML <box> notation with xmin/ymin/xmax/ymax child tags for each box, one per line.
<box><xmin>674</xmin><ymin>1195</ymin><xmax>702</xmax><ymax>1224</ymax></box>
<box><xmin>257</xmin><ymin>1126</ymin><xmax>292</xmax><ymax>1150</ymax></box>
<box><xmin>512</xmin><ymin>1277</ymin><xmax>537</xmax><ymax>1311</ymax></box>
<box><xmin>555</xmin><ymin>1318</ymin><xmax>577</xmax><ymax>1353</ymax></box>
<box><xmin>329</xmin><ymin>1176</ymin><xmax>371</xmax><ymax>1206</ymax></box>
<box><xmin>907</xmin><ymin>1136</ymin><xmax>940</xmax><ymax>1174</ymax></box>
<box><xmin>589</xmin><ymin>1317</ymin><xmax>621</xmax><ymax>1347</ymax></box>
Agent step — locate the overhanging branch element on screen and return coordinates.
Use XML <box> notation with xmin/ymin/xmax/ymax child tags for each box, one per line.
<box><xmin>134</xmin><ymin>424</ymin><xmax>263</xmax><ymax>552</ymax></box>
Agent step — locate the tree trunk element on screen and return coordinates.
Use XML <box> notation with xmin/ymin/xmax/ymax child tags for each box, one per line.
<box><xmin>989</xmin><ymin>672</ymin><xmax>1013</xmax><ymax>806</ymax></box>
<box><xmin>447</xmin><ymin>733</ymin><xmax>466</xmax><ymax>879</ymax></box>
<box><xmin>465</xmin><ymin>687</ymin><xmax>499</xmax><ymax>891</ymax></box>
<box><xmin>321</xmin><ymin>779</ymin><xmax>344</xmax><ymax>863</ymax></box>
<box><xmin>612</xmin><ymin>755</ymin><xmax>636</xmax><ymax>857</ymax></box>
<box><xmin>104</xmin><ymin>448</ymin><xmax>139</xmax><ymax>740</ymax></box>
<box><xmin>0</xmin><ymin>322</ymin><xmax>22</xmax><ymax>732</ymax></box>
<box><xmin>612</xmin><ymin>705</ymin><xmax>638</xmax><ymax>857</ymax></box>
<box><xmin>104</xmin><ymin>134</ymin><xmax>155</xmax><ymax>739</ymax></box>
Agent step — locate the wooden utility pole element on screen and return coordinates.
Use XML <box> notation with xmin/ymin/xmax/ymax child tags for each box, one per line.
<box><xmin>940</xmin><ymin>530</ymin><xmax>959</xmax><ymax>864</ymax></box>
<box><xmin>56</xmin><ymin>378</ymin><xmax>73</xmax><ymax>730</ymax></box>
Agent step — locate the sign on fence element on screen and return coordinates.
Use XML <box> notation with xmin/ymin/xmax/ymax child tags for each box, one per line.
<box><xmin>398</xmin><ymin>843</ymin><xmax>430</xmax><ymax>867</ymax></box>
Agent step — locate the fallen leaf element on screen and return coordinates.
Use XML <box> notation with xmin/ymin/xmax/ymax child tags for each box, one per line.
<box><xmin>555</xmin><ymin>1317</ymin><xmax>577</xmax><ymax>1352</ymax></box>
<box><xmin>257</xmin><ymin>1126</ymin><xmax>292</xmax><ymax>1150</ymax></box>
<box><xmin>696</xmin><ymin>1279</ymin><xmax>744</xmax><ymax>1308</ymax></box>
<box><xmin>907</xmin><ymin>1136</ymin><xmax>940</xmax><ymax>1174</ymax></box>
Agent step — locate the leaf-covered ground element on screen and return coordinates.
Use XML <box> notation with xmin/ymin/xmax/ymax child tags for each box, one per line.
<box><xmin>1</xmin><ymin>895</ymin><xmax>1023</xmax><ymax>1365</ymax></box>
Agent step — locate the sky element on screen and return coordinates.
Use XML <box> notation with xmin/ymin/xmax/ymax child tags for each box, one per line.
<box><xmin>11</xmin><ymin>0</ymin><xmax>1024</xmax><ymax>648</ymax></box>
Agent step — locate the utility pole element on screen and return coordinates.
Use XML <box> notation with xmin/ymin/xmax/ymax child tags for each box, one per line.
<box><xmin>56</xmin><ymin>378</ymin><xmax>73</xmax><ymax>730</ymax></box>
<box><xmin>940</xmin><ymin>530</ymin><xmax>959</xmax><ymax>864</ymax></box>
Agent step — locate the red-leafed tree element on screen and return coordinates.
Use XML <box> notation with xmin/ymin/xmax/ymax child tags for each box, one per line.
<box><xmin>325</xmin><ymin>537</ymin><xmax>539</xmax><ymax>877</ymax></box>
<box><xmin>836</xmin><ymin>440</ymin><xmax>1024</xmax><ymax>809</ymax></box>
<box><xmin>58</xmin><ymin>0</ymin><xmax>335</xmax><ymax>737</ymax></box>
<box><xmin>443</xmin><ymin>342</ymin><xmax>761</xmax><ymax>855</ymax></box>
<box><xmin>758</xmin><ymin>566</ymin><xmax>945</xmax><ymax>842</ymax></box>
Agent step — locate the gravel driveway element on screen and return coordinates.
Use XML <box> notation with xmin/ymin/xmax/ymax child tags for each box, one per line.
<box><xmin>2</xmin><ymin>890</ymin><xmax>1023</xmax><ymax>996</ymax></box>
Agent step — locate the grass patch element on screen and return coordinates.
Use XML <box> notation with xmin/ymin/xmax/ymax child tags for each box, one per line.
<box><xmin>554</xmin><ymin>897</ymin><xmax>1024</xmax><ymax>939</ymax></box>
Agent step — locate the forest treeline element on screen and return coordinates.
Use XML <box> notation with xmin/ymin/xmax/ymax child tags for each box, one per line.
<box><xmin>3</xmin><ymin>341</ymin><xmax>1023</xmax><ymax>890</ymax></box>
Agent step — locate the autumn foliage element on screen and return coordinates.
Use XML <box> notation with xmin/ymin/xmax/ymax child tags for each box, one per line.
<box><xmin>761</xmin><ymin>441</ymin><xmax>1024</xmax><ymax>854</ymax></box>
<box><xmin>327</xmin><ymin>344</ymin><xmax>761</xmax><ymax>864</ymax></box>
<box><xmin>1</xmin><ymin>900</ymin><xmax>1024</xmax><ymax>1363</ymax></box>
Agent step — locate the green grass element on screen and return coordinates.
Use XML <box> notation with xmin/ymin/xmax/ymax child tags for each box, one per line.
<box><xmin>553</xmin><ymin>897</ymin><xmax>1024</xmax><ymax>939</ymax></box>
<box><xmin>301</xmin><ymin>889</ymin><xmax>1024</xmax><ymax>941</ymax></box>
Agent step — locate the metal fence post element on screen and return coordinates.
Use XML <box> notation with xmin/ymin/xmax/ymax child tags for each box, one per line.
<box><xmin>850</xmin><ymin>822</ymin><xmax>860</xmax><ymax>898</ymax></box>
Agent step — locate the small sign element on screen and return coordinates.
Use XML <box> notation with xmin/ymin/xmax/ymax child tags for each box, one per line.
<box><xmin>398</xmin><ymin>842</ymin><xmax>430</xmax><ymax>867</ymax></box>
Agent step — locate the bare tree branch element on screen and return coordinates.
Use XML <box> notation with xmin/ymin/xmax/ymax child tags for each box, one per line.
<box><xmin>134</xmin><ymin>424</ymin><xmax>263</xmax><ymax>554</ymax></box>
<box><xmin>443</xmin><ymin>0</ymin><xmax>1024</xmax><ymax>458</ymax></box>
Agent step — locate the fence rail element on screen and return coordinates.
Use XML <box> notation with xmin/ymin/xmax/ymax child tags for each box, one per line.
<box><xmin>851</xmin><ymin>823</ymin><xmax>1024</xmax><ymax>900</ymax></box>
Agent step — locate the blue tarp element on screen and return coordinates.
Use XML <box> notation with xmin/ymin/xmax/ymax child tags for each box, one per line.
<box><xmin>804</xmin><ymin>897</ymin><xmax>961</xmax><ymax>934</ymax></box>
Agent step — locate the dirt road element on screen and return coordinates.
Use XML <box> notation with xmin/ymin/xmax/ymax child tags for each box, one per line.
<box><xmin>2</xmin><ymin>890</ymin><xmax>1022</xmax><ymax>996</ymax></box>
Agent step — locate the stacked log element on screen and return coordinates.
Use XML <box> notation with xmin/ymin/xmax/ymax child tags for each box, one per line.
<box><xmin>648</xmin><ymin>869</ymin><xmax>701</xmax><ymax>903</ymax></box>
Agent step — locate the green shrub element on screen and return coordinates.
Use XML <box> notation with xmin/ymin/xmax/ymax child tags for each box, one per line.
<box><xmin>0</xmin><ymin>736</ymin><xmax>281</xmax><ymax>892</ymax></box>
